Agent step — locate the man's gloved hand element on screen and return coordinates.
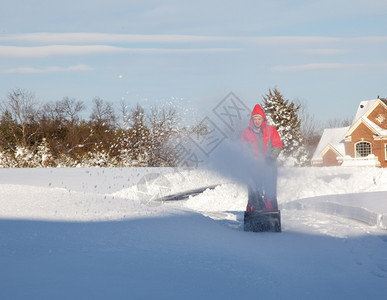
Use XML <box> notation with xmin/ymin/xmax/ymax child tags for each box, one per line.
<box><xmin>271</xmin><ymin>146</ymin><xmax>281</xmax><ymax>159</ymax></box>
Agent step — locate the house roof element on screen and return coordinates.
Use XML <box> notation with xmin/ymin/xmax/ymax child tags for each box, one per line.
<box><xmin>346</xmin><ymin>99</ymin><xmax>387</xmax><ymax>137</ymax></box>
<box><xmin>312</xmin><ymin>126</ymin><xmax>349</xmax><ymax>160</ymax></box>
<box><xmin>351</xmin><ymin>99</ymin><xmax>377</xmax><ymax>125</ymax></box>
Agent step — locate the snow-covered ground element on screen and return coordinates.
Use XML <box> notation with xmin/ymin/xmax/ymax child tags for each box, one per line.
<box><xmin>1</xmin><ymin>166</ymin><xmax>387</xmax><ymax>299</ymax></box>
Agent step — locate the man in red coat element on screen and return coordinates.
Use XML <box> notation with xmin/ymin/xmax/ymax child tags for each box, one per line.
<box><xmin>241</xmin><ymin>104</ymin><xmax>283</xmax><ymax>212</ymax></box>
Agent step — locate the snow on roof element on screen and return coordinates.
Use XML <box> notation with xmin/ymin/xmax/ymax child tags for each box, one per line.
<box><xmin>361</xmin><ymin>116</ymin><xmax>387</xmax><ymax>136</ymax></box>
<box><xmin>352</xmin><ymin>99</ymin><xmax>377</xmax><ymax>125</ymax></box>
<box><xmin>312</xmin><ymin>126</ymin><xmax>350</xmax><ymax>160</ymax></box>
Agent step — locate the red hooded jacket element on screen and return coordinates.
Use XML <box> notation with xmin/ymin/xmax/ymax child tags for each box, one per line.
<box><xmin>241</xmin><ymin>104</ymin><xmax>282</xmax><ymax>158</ymax></box>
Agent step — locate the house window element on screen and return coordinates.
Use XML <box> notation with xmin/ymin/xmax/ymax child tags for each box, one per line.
<box><xmin>355</xmin><ymin>142</ymin><xmax>371</xmax><ymax>157</ymax></box>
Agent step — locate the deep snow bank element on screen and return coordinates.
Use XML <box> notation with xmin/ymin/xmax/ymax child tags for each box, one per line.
<box><xmin>0</xmin><ymin>166</ymin><xmax>386</xmax><ymax>226</ymax></box>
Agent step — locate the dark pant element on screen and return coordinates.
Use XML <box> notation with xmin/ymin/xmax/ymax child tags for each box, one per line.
<box><xmin>247</xmin><ymin>158</ymin><xmax>278</xmax><ymax>211</ymax></box>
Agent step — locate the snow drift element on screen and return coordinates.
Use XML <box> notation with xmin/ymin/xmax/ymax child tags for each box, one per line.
<box><xmin>0</xmin><ymin>166</ymin><xmax>386</xmax><ymax>299</ymax></box>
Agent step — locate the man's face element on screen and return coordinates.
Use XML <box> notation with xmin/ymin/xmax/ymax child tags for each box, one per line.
<box><xmin>253</xmin><ymin>114</ymin><xmax>264</xmax><ymax>128</ymax></box>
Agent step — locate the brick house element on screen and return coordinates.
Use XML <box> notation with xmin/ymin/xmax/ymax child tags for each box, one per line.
<box><xmin>312</xmin><ymin>98</ymin><xmax>387</xmax><ymax>167</ymax></box>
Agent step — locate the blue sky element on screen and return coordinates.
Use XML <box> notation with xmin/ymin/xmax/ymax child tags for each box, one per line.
<box><xmin>1</xmin><ymin>0</ymin><xmax>387</xmax><ymax>124</ymax></box>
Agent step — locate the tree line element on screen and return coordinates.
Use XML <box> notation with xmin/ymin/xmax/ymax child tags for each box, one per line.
<box><xmin>0</xmin><ymin>88</ymin><xmax>350</xmax><ymax>168</ymax></box>
<box><xmin>0</xmin><ymin>88</ymin><xmax>181</xmax><ymax>167</ymax></box>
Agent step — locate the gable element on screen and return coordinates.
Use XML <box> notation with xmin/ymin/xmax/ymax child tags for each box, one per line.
<box><xmin>345</xmin><ymin>117</ymin><xmax>380</xmax><ymax>139</ymax></box>
<box><xmin>312</xmin><ymin>126</ymin><xmax>349</xmax><ymax>159</ymax></box>
<box><xmin>351</xmin><ymin>99</ymin><xmax>387</xmax><ymax>125</ymax></box>
<box><xmin>321</xmin><ymin>144</ymin><xmax>344</xmax><ymax>158</ymax></box>
<box><xmin>322</xmin><ymin>148</ymin><xmax>342</xmax><ymax>166</ymax></box>
<box><xmin>367</xmin><ymin>101</ymin><xmax>387</xmax><ymax>130</ymax></box>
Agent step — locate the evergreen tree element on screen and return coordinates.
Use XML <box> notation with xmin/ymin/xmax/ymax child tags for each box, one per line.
<box><xmin>262</xmin><ymin>88</ymin><xmax>308</xmax><ymax>166</ymax></box>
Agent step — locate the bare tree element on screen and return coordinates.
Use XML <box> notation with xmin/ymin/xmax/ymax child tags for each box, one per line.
<box><xmin>0</xmin><ymin>109</ymin><xmax>18</xmax><ymax>149</ymax></box>
<box><xmin>59</xmin><ymin>97</ymin><xmax>85</xmax><ymax>126</ymax></box>
<box><xmin>89</xmin><ymin>97</ymin><xmax>116</xmax><ymax>128</ymax></box>
<box><xmin>293</xmin><ymin>98</ymin><xmax>325</xmax><ymax>161</ymax></box>
<box><xmin>2</xmin><ymin>88</ymin><xmax>39</xmax><ymax>146</ymax></box>
<box><xmin>294</xmin><ymin>98</ymin><xmax>323</xmax><ymax>137</ymax></box>
<box><xmin>41</xmin><ymin>102</ymin><xmax>63</xmax><ymax>123</ymax></box>
<box><xmin>325</xmin><ymin>116</ymin><xmax>353</xmax><ymax>128</ymax></box>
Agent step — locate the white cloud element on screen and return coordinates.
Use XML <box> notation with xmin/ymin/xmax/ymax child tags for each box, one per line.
<box><xmin>347</xmin><ymin>36</ymin><xmax>387</xmax><ymax>43</ymax></box>
<box><xmin>0</xmin><ymin>45</ymin><xmax>239</xmax><ymax>58</ymax></box>
<box><xmin>300</xmin><ymin>48</ymin><xmax>348</xmax><ymax>56</ymax></box>
<box><xmin>249</xmin><ymin>36</ymin><xmax>342</xmax><ymax>45</ymax></box>
<box><xmin>0</xmin><ymin>45</ymin><xmax>128</xmax><ymax>58</ymax></box>
<box><xmin>3</xmin><ymin>64</ymin><xmax>94</xmax><ymax>74</ymax></box>
<box><xmin>0</xmin><ymin>33</ymin><xmax>235</xmax><ymax>44</ymax></box>
<box><xmin>2</xmin><ymin>33</ymin><xmax>387</xmax><ymax>45</ymax></box>
<box><xmin>272</xmin><ymin>63</ymin><xmax>348</xmax><ymax>71</ymax></box>
<box><xmin>272</xmin><ymin>62</ymin><xmax>387</xmax><ymax>71</ymax></box>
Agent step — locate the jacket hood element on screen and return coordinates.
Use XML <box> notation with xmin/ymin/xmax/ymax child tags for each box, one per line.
<box><xmin>249</xmin><ymin>104</ymin><xmax>267</xmax><ymax>128</ymax></box>
<box><xmin>251</xmin><ymin>104</ymin><xmax>267</xmax><ymax>120</ymax></box>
